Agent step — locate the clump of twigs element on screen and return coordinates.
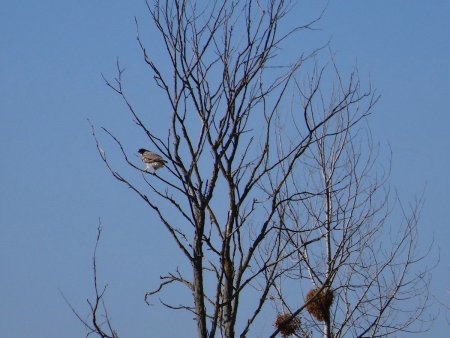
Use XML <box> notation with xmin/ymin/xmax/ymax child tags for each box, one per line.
<box><xmin>275</xmin><ymin>313</ymin><xmax>301</xmax><ymax>337</ymax></box>
<box><xmin>305</xmin><ymin>287</ymin><xmax>334</xmax><ymax>322</ymax></box>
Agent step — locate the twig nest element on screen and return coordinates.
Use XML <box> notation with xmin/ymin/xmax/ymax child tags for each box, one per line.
<box><xmin>305</xmin><ymin>287</ymin><xmax>334</xmax><ymax>322</ymax></box>
<box><xmin>275</xmin><ymin>313</ymin><xmax>301</xmax><ymax>337</ymax></box>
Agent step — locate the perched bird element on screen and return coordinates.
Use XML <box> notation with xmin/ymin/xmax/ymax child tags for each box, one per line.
<box><xmin>138</xmin><ymin>148</ymin><xmax>167</xmax><ymax>172</ymax></box>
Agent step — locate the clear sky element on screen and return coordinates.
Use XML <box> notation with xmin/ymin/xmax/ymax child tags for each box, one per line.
<box><xmin>1</xmin><ymin>1</ymin><xmax>449</xmax><ymax>337</ymax></box>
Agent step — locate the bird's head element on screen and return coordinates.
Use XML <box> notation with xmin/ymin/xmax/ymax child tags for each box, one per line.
<box><xmin>138</xmin><ymin>148</ymin><xmax>148</xmax><ymax>154</ymax></box>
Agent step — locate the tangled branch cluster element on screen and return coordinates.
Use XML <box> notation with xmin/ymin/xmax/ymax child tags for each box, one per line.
<box><xmin>275</xmin><ymin>313</ymin><xmax>301</xmax><ymax>337</ymax></box>
<box><xmin>305</xmin><ymin>288</ymin><xmax>334</xmax><ymax>322</ymax></box>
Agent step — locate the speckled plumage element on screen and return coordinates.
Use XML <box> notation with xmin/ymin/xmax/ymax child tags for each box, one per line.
<box><xmin>138</xmin><ymin>148</ymin><xmax>167</xmax><ymax>172</ymax></box>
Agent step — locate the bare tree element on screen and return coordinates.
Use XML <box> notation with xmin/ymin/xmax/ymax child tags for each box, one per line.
<box><xmin>267</xmin><ymin>64</ymin><xmax>432</xmax><ymax>338</ymax></box>
<box><xmin>87</xmin><ymin>1</ymin><xmax>431</xmax><ymax>337</ymax></box>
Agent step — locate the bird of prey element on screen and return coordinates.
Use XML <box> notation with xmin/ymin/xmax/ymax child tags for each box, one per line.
<box><xmin>138</xmin><ymin>148</ymin><xmax>167</xmax><ymax>172</ymax></box>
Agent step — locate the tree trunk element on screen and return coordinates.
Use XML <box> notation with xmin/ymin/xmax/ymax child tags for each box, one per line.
<box><xmin>193</xmin><ymin>240</ymin><xmax>208</xmax><ymax>338</ymax></box>
<box><xmin>193</xmin><ymin>203</ymin><xmax>207</xmax><ymax>338</ymax></box>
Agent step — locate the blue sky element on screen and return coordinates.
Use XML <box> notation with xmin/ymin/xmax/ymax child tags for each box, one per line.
<box><xmin>1</xmin><ymin>1</ymin><xmax>449</xmax><ymax>337</ymax></box>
